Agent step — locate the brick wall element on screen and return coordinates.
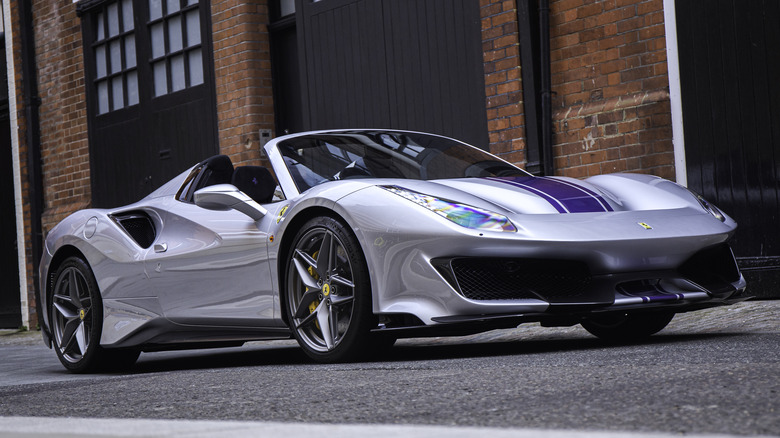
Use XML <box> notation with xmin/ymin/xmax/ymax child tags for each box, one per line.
<box><xmin>480</xmin><ymin>0</ymin><xmax>525</xmax><ymax>167</ymax></box>
<box><xmin>13</xmin><ymin>0</ymin><xmax>92</xmax><ymax>327</ymax></box>
<box><xmin>34</xmin><ymin>0</ymin><xmax>91</xmax><ymax>236</ymax></box>
<box><xmin>549</xmin><ymin>0</ymin><xmax>674</xmax><ymax>180</ymax></box>
<box><xmin>211</xmin><ymin>0</ymin><xmax>275</xmax><ymax>166</ymax></box>
<box><xmin>8</xmin><ymin>0</ymin><xmax>90</xmax><ymax>327</ymax></box>
<box><xmin>480</xmin><ymin>0</ymin><xmax>674</xmax><ymax>181</ymax></box>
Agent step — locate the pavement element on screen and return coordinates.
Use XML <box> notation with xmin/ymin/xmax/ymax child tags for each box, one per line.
<box><xmin>0</xmin><ymin>299</ymin><xmax>778</xmax><ymax>438</ymax></box>
<box><xmin>0</xmin><ymin>416</ymin><xmax>776</xmax><ymax>438</ymax></box>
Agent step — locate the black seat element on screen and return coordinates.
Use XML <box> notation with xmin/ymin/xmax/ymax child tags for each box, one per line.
<box><xmin>199</xmin><ymin>155</ymin><xmax>234</xmax><ymax>187</ymax></box>
<box><xmin>231</xmin><ymin>166</ymin><xmax>277</xmax><ymax>204</ymax></box>
<box><xmin>181</xmin><ymin>155</ymin><xmax>235</xmax><ymax>202</ymax></box>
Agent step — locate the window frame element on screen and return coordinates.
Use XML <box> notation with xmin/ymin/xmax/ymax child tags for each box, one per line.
<box><xmin>89</xmin><ymin>0</ymin><xmax>139</xmax><ymax>115</ymax></box>
<box><xmin>79</xmin><ymin>0</ymin><xmax>210</xmax><ymax>117</ymax></box>
<box><xmin>147</xmin><ymin>0</ymin><xmax>206</xmax><ymax>98</ymax></box>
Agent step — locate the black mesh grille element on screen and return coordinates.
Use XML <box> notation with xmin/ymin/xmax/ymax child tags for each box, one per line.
<box><xmin>678</xmin><ymin>243</ymin><xmax>740</xmax><ymax>295</ymax></box>
<box><xmin>113</xmin><ymin>212</ymin><xmax>156</xmax><ymax>249</ymax></box>
<box><xmin>444</xmin><ymin>258</ymin><xmax>592</xmax><ymax>302</ymax></box>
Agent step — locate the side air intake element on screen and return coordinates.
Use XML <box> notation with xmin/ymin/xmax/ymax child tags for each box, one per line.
<box><xmin>111</xmin><ymin>211</ymin><xmax>156</xmax><ymax>249</ymax></box>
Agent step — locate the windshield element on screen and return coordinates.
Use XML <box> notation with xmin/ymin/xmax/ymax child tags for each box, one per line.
<box><xmin>276</xmin><ymin>131</ymin><xmax>530</xmax><ymax>192</ymax></box>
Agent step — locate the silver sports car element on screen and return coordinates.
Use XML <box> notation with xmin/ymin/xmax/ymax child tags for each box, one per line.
<box><xmin>40</xmin><ymin>129</ymin><xmax>747</xmax><ymax>372</ymax></box>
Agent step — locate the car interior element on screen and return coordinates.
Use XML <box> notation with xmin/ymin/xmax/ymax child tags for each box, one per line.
<box><xmin>178</xmin><ymin>155</ymin><xmax>277</xmax><ymax>205</ymax></box>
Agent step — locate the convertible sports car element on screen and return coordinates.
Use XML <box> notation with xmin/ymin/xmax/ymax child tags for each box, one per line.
<box><xmin>40</xmin><ymin>129</ymin><xmax>747</xmax><ymax>372</ymax></box>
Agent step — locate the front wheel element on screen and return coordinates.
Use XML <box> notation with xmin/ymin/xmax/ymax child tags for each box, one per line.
<box><xmin>49</xmin><ymin>257</ymin><xmax>139</xmax><ymax>373</ymax></box>
<box><xmin>284</xmin><ymin>216</ymin><xmax>375</xmax><ymax>362</ymax></box>
<box><xmin>581</xmin><ymin>312</ymin><xmax>674</xmax><ymax>342</ymax></box>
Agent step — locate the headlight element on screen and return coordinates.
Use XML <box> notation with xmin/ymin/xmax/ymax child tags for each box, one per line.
<box><xmin>380</xmin><ymin>185</ymin><xmax>516</xmax><ymax>232</ymax></box>
<box><xmin>690</xmin><ymin>190</ymin><xmax>725</xmax><ymax>222</ymax></box>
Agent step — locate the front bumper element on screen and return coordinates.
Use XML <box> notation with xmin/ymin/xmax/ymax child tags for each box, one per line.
<box><xmin>372</xmin><ymin>279</ymin><xmax>748</xmax><ymax>338</ymax></box>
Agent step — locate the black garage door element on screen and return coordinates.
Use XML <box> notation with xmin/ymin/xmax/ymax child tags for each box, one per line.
<box><xmin>79</xmin><ymin>0</ymin><xmax>219</xmax><ymax>207</ymax></box>
<box><xmin>676</xmin><ymin>0</ymin><xmax>780</xmax><ymax>297</ymax></box>
<box><xmin>272</xmin><ymin>0</ymin><xmax>488</xmax><ymax>148</ymax></box>
<box><xmin>0</xmin><ymin>37</ymin><xmax>22</xmax><ymax>328</ymax></box>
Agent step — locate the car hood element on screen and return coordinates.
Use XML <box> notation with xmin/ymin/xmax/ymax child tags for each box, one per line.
<box><xmin>365</xmin><ymin>174</ymin><xmax>700</xmax><ymax>216</ymax></box>
<box><xmin>369</xmin><ymin>176</ymin><xmax>619</xmax><ymax>215</ymax></box>
<box><xmin>439</xmin><ymin>176</ymin><xmax>620</xmax><ymax>214</ymax></box>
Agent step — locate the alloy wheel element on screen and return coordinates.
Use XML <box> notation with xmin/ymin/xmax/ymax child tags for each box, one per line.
<box><xmin>51</xmin><ymin>266</ymin><xmax>95</xmax><ymax>364</ymax></box>
<box><xmin>288</xmin><ymin>226</ymin><xmax>357</xmax><ymax>353</ymax></box>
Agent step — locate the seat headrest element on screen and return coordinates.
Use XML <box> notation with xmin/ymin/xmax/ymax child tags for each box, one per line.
<box><xmin>231</xmin><ymin>166</ymin><xmax>276</xmax><ymax>205</ymax></box>
<box><xmin>199</xmin><ymin>155</ymin><xmax>234</xmax><ymax>186</ymax></box>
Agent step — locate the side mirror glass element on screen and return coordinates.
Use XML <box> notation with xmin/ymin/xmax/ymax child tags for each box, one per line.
<box><xmin>194</xmin><ymin>184</ymin><xmax>268</xmax><ymax>221</ymax></box>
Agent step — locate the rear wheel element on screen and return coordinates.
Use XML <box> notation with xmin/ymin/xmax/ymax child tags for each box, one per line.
<box><xmin>581</xmin><ymin>312</ymin><xmax>674</xmax><ymax>342</ymax></box>
<box><xmin>284</xmin><ymin>216</ymin><xmax>374</xmax><ymax>362</ymax></box>
<box><xmin>49</xmin><ymin>257</ymin><xmax>139</xmax><ymax>373</ymax></box>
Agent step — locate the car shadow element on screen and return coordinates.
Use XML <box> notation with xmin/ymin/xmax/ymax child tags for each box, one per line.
<box><xmin>384</xmin><ymin>331</ymin><xmax>747</xmax><ymax>362</ymax></box>
<box><xmin>124</xmin><ymin>331</ymin><xmax>750</xmax><ymax>374</ymax></box>
<box><xmin>130</xmin><ymin>343</ymin><xmax>311</xmax><ymax>373</ymax></box>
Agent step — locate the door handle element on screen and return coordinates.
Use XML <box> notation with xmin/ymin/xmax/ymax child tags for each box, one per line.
<box><xmin>154</xmin><ymin>243</ymin><xmax>168</xmax><ymax>253</ymax></box>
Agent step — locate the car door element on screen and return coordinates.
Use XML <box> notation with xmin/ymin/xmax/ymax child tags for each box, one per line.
<box><xmin>143</xmin><ymin>196</ymin><xmax>277</xmax><ymax>327</ymax></box>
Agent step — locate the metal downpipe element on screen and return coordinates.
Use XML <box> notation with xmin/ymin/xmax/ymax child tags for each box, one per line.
<box><xmin>18</xmin><ymin>0</ymin><xmax>44</xmax><ymax>328</ymax></box>
<box><xmin>538</xmin><ymin>0</ymin><xmax>554</xmax><ymax>177</ymax></box>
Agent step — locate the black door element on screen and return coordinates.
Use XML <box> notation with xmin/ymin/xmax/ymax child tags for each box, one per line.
<box><xmin>0</xmin><ymin>38</ymin><xmax>22</xmax><ymax>328</ymax></box>
<box><xmin>676</xmin><ymin>0</ymin><xmax>780</xmax><ymax>297</ymax></box>
<box><xmin>270</xmin><ymin>5</ymin><xmax>305</xmax><ymax>137</ymax></box>
<box><xmin>283</xmin><ymin>0</ymin><xmax>488</xmax><ymax>148</ymax></box>
<box><xmin>80</xmin><ymin>0</ymin><xmax>219</xmax><ymax>208</ymax></box>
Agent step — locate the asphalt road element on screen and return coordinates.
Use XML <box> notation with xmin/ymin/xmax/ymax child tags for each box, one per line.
<box><xmin>0</xmin><ymin>302</ymin><xmax>778</xmax><ymax>437</ymax></box>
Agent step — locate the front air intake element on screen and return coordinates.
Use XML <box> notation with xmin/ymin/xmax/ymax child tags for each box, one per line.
<box><xmin>434</xmin><ymin>257</ymin><xmax>592</xmax><ymax>302</ymax></box>
<box><xmin>679</xmin><ymin>243</ymin><xmax>741</xmax><ymax>294</ymax></box>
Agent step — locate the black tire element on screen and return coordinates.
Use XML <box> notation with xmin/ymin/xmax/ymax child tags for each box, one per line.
<box><xmin>49</xmin><ymin>257</ymin><xmax>139</xmax><ymax>373</ymax></box>
<box><xmin>371</xmin><ymin>333</ymin><xmax>397</xmax><ymax>350</ymax></box>
<box><xmin>101</xmin><ymin>348</ymin><xmax>141</xmax><ymax>372</ymax></box>
<box><xmin>284</xmin><ymin>216</ymin><xmax>375</xmax><ymax>362</ymax></box>
<box><xmin>581</xmin><ymin>312</ymin><xmax>675</xmax><ymax>342</ymax></box>
<box><xmin>366</xmin><ymin>333</ymin><xmax>397</xmax><ymax>359</ymax></box>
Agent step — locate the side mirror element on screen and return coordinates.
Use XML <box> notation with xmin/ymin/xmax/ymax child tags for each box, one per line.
<box><xmin>194</xmin><ymin>184</ymin><xmax>268</xmax><ymax>221</ymax></box>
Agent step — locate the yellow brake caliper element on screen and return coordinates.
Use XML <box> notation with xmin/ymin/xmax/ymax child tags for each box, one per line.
<box><xmin>306</xmin><ymin>251</ymin><xmax>321</xmax><ymax>329</ymax></box>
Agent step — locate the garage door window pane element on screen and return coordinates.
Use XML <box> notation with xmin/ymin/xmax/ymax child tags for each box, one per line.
<box><xmin>149</xmin><ymin>0</ymin><xmax>163</xmax><ymax>20</ymax></box>
<box><xmin>186</xmin><ymin>10</ymin><xmax>200</xmax><ymax>46</ymax></box>
<box><xmin>125</xmin><ymin>35</ymin><xmax>136</xmax><ymax>68</ymax></box>
<box><xmin>97</xmin><ymin>12</ymin><xmax>105</xmax><ymax>40</ymax></box>
<box><xmin>97</xmin><ymin>81</ymin><xmax>109</xmax><ymax>114</ymax></box>
<box><xmin>121</xmin><ymin>0</ymin><xmax>134</xmax><ymax>31</ymax></box>
<box><xmin>280</xmin><ymin>0</ymin><xmax>295</xmax><ymax>17</ymax></box>
<box><xmin>188</xmin><ymin>48</ymin><xmax>203</xmax><ymax>86</ymax></box>
<box><xmin>171</xmin><ymin>54</ymin><xmax>185</xmax><ymax>92</ymax></box>
<box><xmin>167</xmin><ymin>0</ymin><xmax>180</xmax><ymax>13</ymax></box>
<box><xmin>96</xmin><ymin>45</ymin><xmax>107</xmax><ymax>78</ymax></box>
<box><xmin>127</xmin><ymin>71</ymin><xmax>139</xmax><ymax>106</ymax></box>
<box><xmin>110</xmin><ymin>40</ymin><xmax>122</xmax><ymax>74</ymax></box>
<box><xmin>112</xmin><ymin>77</ymin><xmax>125</xmax><ymax>110</ymax></box>
<box><xmin>151</xmin><ymin>23</ymin><xmax>165</xmax><ymax>59</ymax></box>
<box><xmin>107</xmin><ymin>2</ymin><xmax>120</xmax><ymax>37</ymax></box>
<box><xmin>154</xmin><ymin>61</ymin><xmax>168</xmax><ymax>96</ymax></box>
<box><xmin>168</xmin><ymin>16</ymin><xmax>183</xmax><ymax>52</ymax></box>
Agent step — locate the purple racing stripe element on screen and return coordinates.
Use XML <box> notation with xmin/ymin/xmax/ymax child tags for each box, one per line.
<box><xmin>639</xmin><ymin>294</ymin><xmax>685</xmax><ymax>303</ymax></box>
<box><xmin>546</xmin><ymin>177</ymin><xmax>614</xmax><ymax>212</ymax></box>
<box><xmin>487</xmin><ymin>176</ymin><xmax>613</xmax><ymax>213</ymax></box>
<box><xmin>487</xmin><ymin>177</ymin><xmax>568</xmax><ymax>213</ymax></box>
